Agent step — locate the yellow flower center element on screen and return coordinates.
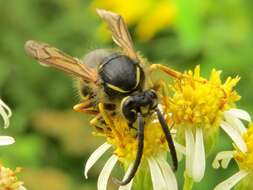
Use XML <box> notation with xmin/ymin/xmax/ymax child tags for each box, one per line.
<box><xmin>0</xmin><ymin>165</ymin><xmax>23</xmax><ymax>190</ymax></box>
<box><xmin>97</xmin><ymin>114</ymin><xmax>169</xmax><ymax>165</ymax></box>
<box><xmin>168</xmin><ymin>66</ymin><xmax>240</xmax><ymax>129</ymax></box>
<box><xmin>234</xmin><ymin>124</ymin><xmax>253</xmax><ymax>171</ymax></box>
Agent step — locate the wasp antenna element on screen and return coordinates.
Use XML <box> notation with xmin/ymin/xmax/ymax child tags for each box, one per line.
<box><xmin>113</xmin><ymin>112</ymin><xmax>144</xmax><ymax>186</ymax></box>
<box><xmin>156</xmin><ymin>108</ymin><xmax>178</xmax><ymax>171</ymax></box>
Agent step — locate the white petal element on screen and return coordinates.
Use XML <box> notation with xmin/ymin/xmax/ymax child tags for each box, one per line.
<box><xmin>156</xmin><ymin>157</ymin><xmax>178</xmax><ymax>190</ymax></box>
<box><xmin>0</xmin><ymin>99</ymin><xmax>12</xmax><ymax>117</ymax></box>
<box><xmin>176</xmin><ymin>150</ymin><xmax>184</xmax><ymax>162</ymax></box>
<box><xmin>185</xmin><ymin>129</ymin><xmax>195</xmax><ymax>177</ymax></box>
<box><xmin>148</xmin><ymin>157</ymin><xmax>167</xmax><ymax>190</ymax></box>
<box><xmin>225</xmin><ymin>109</ymin><xmax>251</xmax><ymax>122</ymax></box>
<box><xmin>220</xmin><ymin>121</ymin><xmax>247</xmax><ymax>153</ymax></box>
<box><xmin>224</xmin><ymin>113</ymin><xmax>247</xmax><ymax>135</ymax></box>
<box><xmin>192</xmin><ymin>128</ymin><xmax>205</xmax><ymax>182</ymax></box>
<box><xmin>174</xmin><ymin>141</ymin><xmax>186</xmax><ymax>155</ymax></box>
<box><xmin>0</xmin><ymin>106</ymin><xmax>10</xmax><ymax>129</ymax></box>
<box><xmin>19</xmin><ymin>186</ymin><xmax>27</xmax><ymax>190</ymax></box>
<box><xmin>0</xmin><ymin>136</ymin><xmax>15</xmax><ymax>146</ymax></box>
<box><xmin>97</xmin><ymin>155</ymin><xmax>118</xmax><ymax>190</ymax></box>
<box><xmin>214</xmin><ymin>170</ymin><xmax>249</xmax><ymax>190</ymax></box>
<box><xmin>173</xmin><ymin>141</ymin><xmax>186</xmax><ymax>162</ymax></box>
<box><xmin>84</xmin><ymin>143</ymin><xmax>111</xmax><ymax>179</ymax></box>
<box><xmin>119</xmin><ymin>163</ymin><xmax>134</xmax><ymax>190</ymax></box>
<box><xmin>0</xmin><ymin>99</ymin><xmax>12</xmax><ymax>129</ymax></box>
<box><xmin>212</xmin><ymin>151</ymin><xmax>234</xmax><ymax>169</ymax></box>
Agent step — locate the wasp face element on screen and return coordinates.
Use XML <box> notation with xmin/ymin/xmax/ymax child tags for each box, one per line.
<box><xmin>121</xmin><ymin>90</ymin><xmax>158</xmax><ymax>124</ymax></box>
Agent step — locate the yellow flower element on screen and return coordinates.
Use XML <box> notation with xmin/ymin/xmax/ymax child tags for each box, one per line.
<box><xmin>0</xmin><ymin>164</ymin><xmax>25</xmax><ymax>190</ymax></box>
<box><xmin>91</xmin><ymin>0</ymin><xmax>176</xmax><ymax>41</ymax></box>
<box><xmin>0</xmin><ymin>101</ymin><xmax>21</xmax><ymax>189</ymax></box>
<box><xmin>169</xmin><ymin>65</ymin><xmax>240</xmax><ymax>129</ymax></box>
<box><xmin>84</xmin><ymin>111</ymin><xmax>180</xmax><ymax>190</ymax></box>
<box><xmin>168</xmin><ymin>65</ymin><xmax>241</xmax><ymax>182</ymax></box>
<box><xmin>213</xmin><ymin>123</ymin><xmax>253</xmax><ymax>190</ymax></box>
<box><xmin>104</xmin><ymin>115</ymin><xmax>168</xmax><ymax>164</ymax></box>
<box><xmin>234</xmin><ymin>123</ymin><xmax>253</xmax><ymax>171</ymax></box>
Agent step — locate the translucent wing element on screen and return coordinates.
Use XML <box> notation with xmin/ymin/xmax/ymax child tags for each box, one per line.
<box><xmin>96</xmin><ymin>9</ymin><xmax>138</xmax><ymax>61</ymax></box>
<box><xmin>24</xmin><ymin>40</ymin><xmax>99</xmax><ymax>83</ymax></box>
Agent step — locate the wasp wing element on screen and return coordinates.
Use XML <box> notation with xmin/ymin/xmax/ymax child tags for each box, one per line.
<box><xmin>96</xmin><ymin>9</ymin><xmax>138</xmax><ymax>61</ymax></box>
<box><xmin>24</xmin><ymin>40</ymin><xmax>99</xmax><ymax>83</ymax></box>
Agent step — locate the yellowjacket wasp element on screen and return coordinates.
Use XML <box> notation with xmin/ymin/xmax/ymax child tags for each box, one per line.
<box><xmin>25</xmin><ymin>9</ymin><xmax>181</xmax><ymax>185</ymax></box>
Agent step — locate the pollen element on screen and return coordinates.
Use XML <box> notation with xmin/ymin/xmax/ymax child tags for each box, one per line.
<box><xmin>103</xmin><ymin>115</ymin><xmax>168</xmax><ymax>165</ymax></box>
<box><xmin>0</xmin><ymin>164</ymin><xmax>24</xmax><ymax>190</ymax></box>
<box><xmin>234</xmin><ymin>124</ymin><xmax>253</xmax><ymax>171</ymax></box>
<box><xmin>168</xmin><ymin>65</ymin><xmax>240</xmax><ymax>129</ymax></box>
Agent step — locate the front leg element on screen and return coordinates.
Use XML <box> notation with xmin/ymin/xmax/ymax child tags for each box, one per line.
<box><xmin>150</xmin><ymin>64</ymin><xmax>207</xmax><ymax>84</ymax></box>
<box><xmin>98</xmin><ymin>103</ymin><xmax>122</xmax><ymax>140</ymax></box>
<box><xmin>73</xmin><ymin>99</ymin><xmax>98</xmax><ymax>115</ymax></box>
<box><xmin>150</xmin><ymin>64</ymin><xmax>182</xmax><ymax>79</ymax></box>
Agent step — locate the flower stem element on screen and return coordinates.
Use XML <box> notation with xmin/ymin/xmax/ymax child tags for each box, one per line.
<box><xmin>183</xmin><ymin>172</ymin><xmax>194</xmax><ymax>190</ymax></box>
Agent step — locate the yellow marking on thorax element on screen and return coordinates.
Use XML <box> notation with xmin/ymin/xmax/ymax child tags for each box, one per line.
<box><xmin>106</xmin><ymin>66</ymin><xmax>141</xmax><ymax>93</ymax></box>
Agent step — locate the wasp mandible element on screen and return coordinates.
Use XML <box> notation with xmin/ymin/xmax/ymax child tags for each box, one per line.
<box><xmin>25</xmin><ymin>9</ymin><xmax>180</xmax><ymax>186</ymax></box>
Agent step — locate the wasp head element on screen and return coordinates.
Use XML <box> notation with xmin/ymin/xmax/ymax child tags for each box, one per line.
<box><xmin>121</xmin><ymin>89</ymin><xmax>158</xmax><ymax>124</ymax></box>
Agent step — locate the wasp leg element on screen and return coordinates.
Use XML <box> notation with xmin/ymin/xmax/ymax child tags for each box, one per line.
<box><xmin>113</xmin><ymin>112</ymin><xmax>144</xmax><ymax>186</ymax></box>
<box><xmin>150</xmin><ymin>64</ymin><xmax>182</xmax><ymax>79</ymax></box>
<box><xmin>150</xmin><ymin>64</ymin><xmax>208</xmax><ymax>84</ymax></box>
<box><xmin>128</xmin><ymin>123</ymin><xmax>137</xmax><ymax>131</ymax></box>
<box><xmin>156</xmin><ymin>107</ymin><xmax>178</xmax><ymax>171</ymax></box>
<box><xmin>90</xmin><ymin>115</ymin><xmax>102</xmax><ymax>127</ymax></box>
<box><xmin>154</xmin><ymin>80</ymin><xmax>170</xmax><ymax>113</ymax></box>
<box><xmin>73</xmin><ymin>100</ymin><xmax>98</xmax><ymax>115</ymax></box>
<box><xmin>98</xmin><ymin>103</ymin><xmax>114</xmax><ymax>128</ymax></box>
<box><xmin>98</xmin><ymin>103</ymin><xmax>122</xmax><ymax>139</ymax></box>
<box><xmin>90</xmin><ymin>114</ymin><xmax>104</xmax><ymax>133</ymax></box>
<box><xmin>90</xmin><ymin>114</ymin><xmax>112</xmax><ymax>133</ymax></box>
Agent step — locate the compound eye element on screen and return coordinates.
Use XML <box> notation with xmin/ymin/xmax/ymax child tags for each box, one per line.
<box><xmin>124</xmin><ymin>97</ymin><xmax>135</xmax><ymax>108</ymax></box>
<box><xmin>121</xmin><ymin>96</ymin><xmax>137</xmax><ymax>124</ymax></box>
<box><xmin>147</xmin><ymin>90</ymin><xmax>158</xmax><ymax>109</ymax></box>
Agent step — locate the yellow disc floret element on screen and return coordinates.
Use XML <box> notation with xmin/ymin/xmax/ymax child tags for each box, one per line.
<box><xmin>105</xmin><ymin>115</ymin><xmax>169</xmax><ymax>165</ymax></box>
<box><xmin>0</xmin><ymin>164</ymin><xmax>24</xmax><ymax>190</ymax></box>
<box><xmin>234</xmin><ymin>124</ymin><xmax>253</xmax><ymax>171</ymax></box>
<box><xmin>168</xmin><ymin>65</ymin><xmax>240</xmax><ymax>129</ymax></box>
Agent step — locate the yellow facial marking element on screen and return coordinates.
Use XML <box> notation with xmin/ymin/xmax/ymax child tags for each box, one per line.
<box><xmin>106</xmin><ymin>83</ymin><xmax>132</xmax><ymax>93</ymax></box>
<box><xmin>120</xmin><ymin>96</ymin><xmax>130</xmax><ymax>110</ymax></box>
<box><xmin>134</xmin><ymin>66</ymin><xmax>141</xmax><ymax>89</ymax></box>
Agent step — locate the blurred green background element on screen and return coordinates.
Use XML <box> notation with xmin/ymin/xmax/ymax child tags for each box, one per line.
<box><xmin>0</xmin><ymin>0</ymin><xmax>252</xmax><ymax>189</ymax></box>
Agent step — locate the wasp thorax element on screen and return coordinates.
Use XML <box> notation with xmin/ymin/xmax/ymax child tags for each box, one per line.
<box><xmin>98</xmin><ymin>53</ymin><xmax>144</xmax><ymax>96</ymax></box>
<box><xmin>82</xmin><ymin>49</ymin><xmax>144</xmax><ymax>98</ymax></box>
